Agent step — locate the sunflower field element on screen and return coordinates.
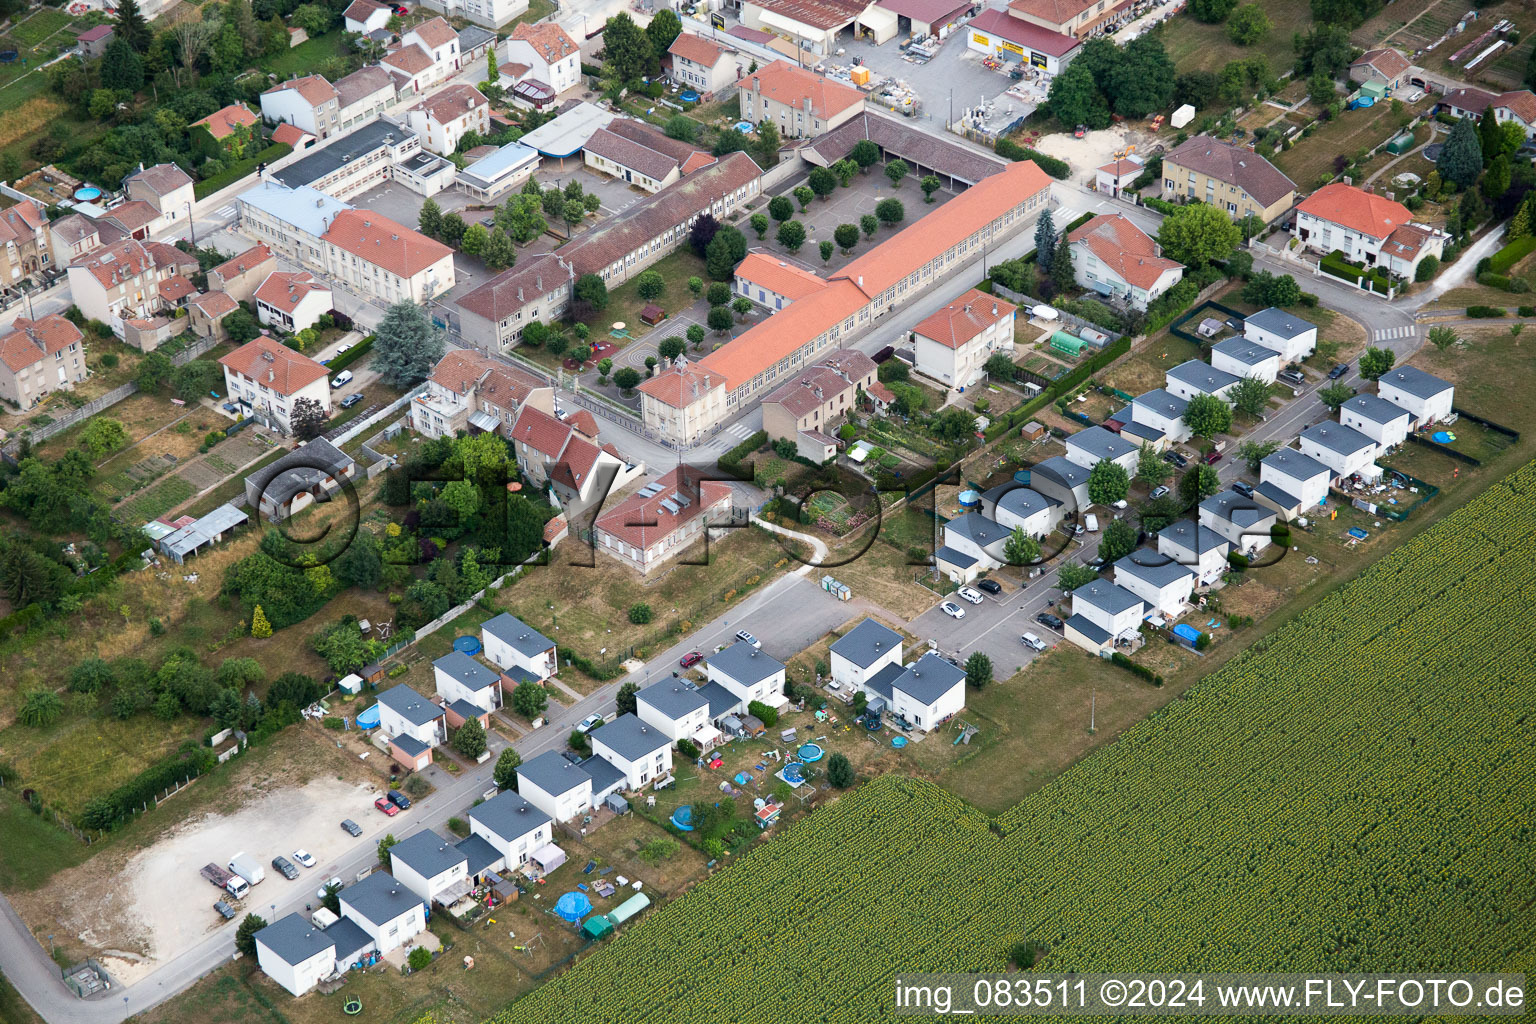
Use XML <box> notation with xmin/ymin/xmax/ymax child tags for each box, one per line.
<box><xmin>493</xmin><ymin>463</ymin><xmax>1536</xmax><ymax>1023</ymax></box>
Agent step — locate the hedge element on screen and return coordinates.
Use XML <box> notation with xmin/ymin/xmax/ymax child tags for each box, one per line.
<box><xmin>718</xmin><ymin>429</ymin><xmax>768</xmax><ymax>474</ymax></box>
<box><xmin>1320</xmin><ymin>251</ymin><xmax>1391</xmax><ymax>294</ymax></box>
<box><xmin>194</xmin><ymin>142</ymin><xmax>293</xmax><ymax>199</ymax></box>
<box><xmin>323</xmin><ymin>334</ymin><xmax>375</xmax><ymax>372</ymax></box>
<box><xmin>981</xmin><ymin>337</ymin><xmax>1132</xmax><ymax>442</ymax></box>
<box><xmin>78</xmin><ymin>742</ymin><xmax>219</xmax><ymax>831</ymax></box>
<box><xmin>1467</xmin><ymin>305</ymin><xmax>1507</xmax><ymax>317</ymax></box>
<box><xmin>994</xmin><ymin>137</ymin><xmax>1069</xmax><ymax>179</ymax></box>
<box><xmin>1111</xmin><ymin>651</ymin><xmax>1162</xmax><ymax>686</ymax></box>
<box><xmin>1141</xmin><ymin>195</ymin><xmax>1181</xmax><ymax>215</ymax></box>
<box><xmin>1487</xmin><ymin>235</ymin><xmax>1536</xmax><ymax>274</ymax></box>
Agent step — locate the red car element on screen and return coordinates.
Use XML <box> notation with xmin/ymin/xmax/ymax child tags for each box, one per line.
<box><xmin>679</xmin><ymin>651</ymin><xmax>704</xmax><ymax>669</ymax></box>
<box><xmin>374</xmin><ymin>796</ymin><xmax>398</xmax><ymax>816</ymax></box>
<box><xmin>1203</xmin><ymin>450</ymin><xmax>1223</xmax><ymax>465</ymax></box>
<box><xmin>390</xmin><ymin>3</ymin><xmax>408</xmax><ymax>12</ymax></box>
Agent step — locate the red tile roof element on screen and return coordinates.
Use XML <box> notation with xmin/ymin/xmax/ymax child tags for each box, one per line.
<box><xmin>739</xmin><ymin>60</ymin><xmax>864</xmax><ymax>121</ymax></box>
<box><xmin>410</xmin><ymin>83</ymin><xmax>487</xmax><ymax>125</ymax></box>
<box><xmin>1164</xmin><ymin>135</ymin><xmax>1296</xmax><ymax>209</ymax></box>
<box><xmin>1351</xmin><ymin>47</ymin><xmax>1410</xmax><ymax>80</ymax></box>
<box><xmin>510</xmin><ymin>404</ymin><xmax>576</xmax><ymax>459</ymax></box>
<box><xmin>264</xmin><ymin>74</ymin><xmax>337</xmax><ymax>107</ymax></box>
<box><xmin>219</xmin><ymin>335</ymin><xmax>329</xmax><ymax>396</ymax></box>
<box><xmin>321</xmin><ymin>209</ymin><xmax>453</xmax><ymax>279</ymax></box>
<box><xmin>0</xmin><ymin>200</ymin><xmax>46</xmax><ymax>247</ymax></box>
<box><xmin>512</xmin><ymin>22</ymin><xmax>579</xmax><ymax>63</ymax></box>
<box><xmin>745</xmin><ymin>0</ymin><xmax>866</xmax><ymax>29</ymax></box>
<box><xmin>343</xmin><ymin>0</ymin><xmax>387</xmax><ymax>21</ymax></box>
<box><xmin>193</xmin><ymin>104</ymin><xmax>258</xmax><ymax>140</ymax></box>
<box><xmin>734</xmin><ymin>252</ymin><xmax>827</xmax><ymax>301</ymax></box>
<box><xmin>384</xmin><ymin>44</ymin><xmax>434</xmax><ymax>76</ymax></box>
<box><xmin>272</xmin><ymin>123</ymin><xmax>312</xmax><ymax>147</ymax></box>
<box><xmin>1496</xmin><ymin>89</ymin><xmax>1536</xmax><ymax>124</ymax></box>
<box><xmin>867</xmin><ymin>380</ymin><xmax>895</xmax><ymax>405</ymax></box>
<box><xmin>124</xmin><ymin>162</ymin><xmax>193</xmax><ymax>197</ymax></box>
<box><xmin>1097</xmin><ymin>157</ymin><xmax>1142</xmax><ymax>178</ymax></box>
<box><xmin>104</xmin><ymin>200</ymin><xmax>160</xmax><ymax>232</ymax></box>
<box><xmin>912</xmin><ymin>288</ymin><xmax>1017</xmax><ymax>348</ymax></box>
<box><xmin>669</xmin><ymin>32</ymin><xmax>730</xmax><ymax>67</ymax></box>
<box><xmin>1383</xmin><ymin>223</ymin><xmax>1434</xmax><ymax>259</ymax></box>
<box><xmin>76</xmin><ymin>25</ymin><xmax>113</xmax><ymax>42</ymax></box>
<box><xmin>157</xmin><ymin>275</ymin><xmax>196</xmax><ymax>302</ymax></box>
<box><xmin>583</xmin><ymin>127</ymin><xmax>680</xmax><ymax>181</ymax></box>
<box><xmin>1006</xmin><ymin>0</ymin><xmax>1097</xmax><ymax>26</ymax></box>
<box><xmin>255</xmin><ymin>270</ymin><xmax>330</xmax><ymax>311</ymax></box>
<box><xmin>762</xmin><ymin>363</ymin><xmax>854</xmax><ymax>417</ymax></box>
<box><xmin>0</xmin><ymin>315</ymin><xmax>82</xmax><ymax>373</ymax></box>
<box><xmin>71</xmin><ymin>239</ymin><xmax>159</xmax><ymax>288</ymax></box>
<box><xmin>212</xmin><ymin>243</ymin><xmax>275</xmax><ymax>284</ymax></box>
<box><xmin>408</xmin><ymin>15</ymin><xmax>458</xmax><ymax>50</ymax></box>
<box><xmin>636</xmin><ymin>361</ymin><xmax>721</xmax><ymax>406</ymax></box>
<box><xmin>595</xmin><ymin>465</ymin><xmax>732</xmax><ymax>552</ymax></box>
<box><xmin>1296</xmin><ymin>182</ymin><xmax>1411</xmax><ymax>242</ymax></box>
<box><xmin>549</xmin><ymin>434</ymin><xmax>604</xmax><ymax>492</ymax></box>
<box><xmin>190</xmin><ymin>290</ymin><xmax>240</xmax><ymax>317</ymax></box>
<box><xmin>455</xmin><ymin>252</ymin><xmax>569</xmax><ymax>322</ymax></box>
<box><xmin>1067</xmin><ymin>214</ymin><xmax>1182</xmax><ymax>291</ymax></box>
<box><xmin>565</xmin><ymin>409</ymin><xmax>599</xmax><ymax>437</ymax></box>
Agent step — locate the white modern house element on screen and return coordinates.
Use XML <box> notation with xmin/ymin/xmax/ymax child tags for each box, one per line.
<box><xmin>387</xmin><ymin>831</ymin><xmax>469</xmax><ymax>906</ymax></box>
<box><xmin>1300</xmin><ymin>422</ymin><xmax>1381</xmax><ymax>481</ymax></box>
<box><xmin>1066</xmin><ymin>214</ymin><xmax>1184</xmax><ymax>311</ymax></box>
<box><xmin>588</xmin><ymin>714</ymin><xmax>673</xmax><ymax>790</ymax></box>
<box><xmin>706</xmin><ymin>643</ymin><xmax>788</xmax><ymax>712</ymax></box>
<box><xmin>337</xmin><ymin>872</ymin><xmax>428</xmax><ymax>954</ymax></box>
<box><xmin>935</xmin><ymin>512</ymin><xmax>1012</xmax><ymax>583</ymax></box>
<box><xmin>1113</xmin><ymin>550</ymin><xmax>1196</xmax><ymax>618</ymax></box>
<box><xmin>480</xmin><ymin>612</ymin><xmax>557</xmax><ymax>684</ymax></box>
<box><xmin>431</xmin><ymin>650</ymin><xmax>502</xmax><ymax>720</ymax></box>
<box><xmin>374</xmin><ymin>684</ymin><xmax>447</xmax><ymax>771</ymax></box>
<box><xmin>828</xmin><ymin>618</ymin><xmax>905</xmax><ymax>691</ymax></box>
<box><xmin>1028</xmin><ymin>456</ymin><xmax>1092</xmax><ymax>512</ymax></box>
<box><xmin>515</xmin><ymin>750</ymin><xmax>594</xmax><ymax>822</ymax></box>
<box><xmin>910</xmin><ymin>288</ymin><xmax>1018</xmax><ymax>391</ymax></box>
<box><xmin>1165</xmin><ymin>360</ymin><xmax>1240</xmax><ymax>403</ymax></box>
<box><xmin>504</xmin><ymin>23</ymin><xmax>581</xmax><ymax>96</ymax></box>
<box><xmin>1339</xmin><ymin>393</ymin><xmax>1412</xmax><ymax>448</ymax></box>
<box><xmin>217</xmin><ymin>335</ymin><xmax>333</xmax><ymax>436</ymax></box>
<box><xmin>1292</xmin><ymin>182</ymin><xmax>1446</xmax><ymax>280</ymax></box>
<box><xmin>668</xmin><ymin>33</ymin><xmax>742</xmax><ymax>96</ymax></box>
<box><xmin>1244</xmin><ymin>308</ymin><xmax>1317</xmax><ymax>363</ymax></box>
<box><xmin>1064</xmin><ymin>579</ymin><xmax>1145</xmax><ymax>654</ymax></box>
<box><xmin>469</xmin><ymin>789</ymin><xmax>553</xmax><ymax>869</ymax></box>
<box><xmin>1209</xmin><ymin>338</ymin><xmax>1282</xmax><ymax>385</ymax></box>
<box><xmin>1064</xmin><ymin>425</ymin><xmax>1139</xmax><ymax>473</ymax></box>
<box><xmin>863</xmin><ymin>652</ymin><xmax>966</xmax><ymax>732</ymax></box>
<box><xmin>635</xmin><ymin>681</ymin><xmax>719</xmax><ymax>749</ymax></box>
<box><xmin>1123</xmin><ymin>388</ymin><xmax>1191</xmax><ymax>446</ymax></box>
<box><xmin>1157</xmin><ymin>519</ymin><xmax>1230</xmax><ymax>585</ymax></box>
<box><xmin>1376</xmin><ymin>366</ymin><xmax>1454</xmax><ymax>426</ymax></box>
<box><xmin>254</xmin><ymin>913</ymin><xmax>374</xmax><ymax>997</ymax></box>
<box><xmin>980</xmin><ymin>482</ymin><xmax>1061</xmax><ymax>538</ymax></box>
<box><xmin>1257</xmin><ymin>447</ymin><xmax>1332</xmax><ymax>520</ymax></box>
<box><xmin>1199</xmin><ymin>490</ymin><xmax>1276</xmax><ymax>554</ymax></box>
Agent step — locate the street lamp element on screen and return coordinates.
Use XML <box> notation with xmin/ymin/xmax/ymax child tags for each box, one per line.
<box><xmin>186</xmin><ymin>202</ymin><xmax>197</xmax><ymax>247</ymax></box>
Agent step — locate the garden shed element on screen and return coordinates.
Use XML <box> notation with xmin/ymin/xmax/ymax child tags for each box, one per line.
<box><xmin>1385</xmin><ymin>132</ymin><xmax>1415</xmax><ymax>155</ymax></box>
<box><xmin>1050</xmin><ymin>331</ymin><xmax>1085</xmax><ymax>356</ymax></box>
<box><xmin>582</xmin><ymin>914</ymin><xmax>615</xmax><ymax>940</ymax></box>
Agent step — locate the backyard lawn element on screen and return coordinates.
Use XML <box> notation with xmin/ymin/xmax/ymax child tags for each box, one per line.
<box><xmin>1271</xmin><ymin>98</ymin><xmax>1428</xmax><ymax>192</ymax></box>
<box><xmin>1162</xmin><ymin>0</ymin><xmax>1309</xmax><ymax>76</ymax></box>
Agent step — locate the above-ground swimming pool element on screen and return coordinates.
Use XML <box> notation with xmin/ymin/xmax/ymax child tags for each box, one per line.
<box><xmin>892</xmin><ymin>736</ymin><xmax>908</xmax><ymax>748</ymax></box>
<box><xmin>355</xmin><ymin>704</ymin><xmax>380</xmax><ymax>729</ymax></box>
<box><xmin>74</xmin><ymin>187</ymin><xmax>102</xmax><ymax>202</ymax></box>
<box><xmin>734</xmin><ymin>121</ymin><xmax>754</xmax><ymax>134</ymax></box>
<box><xmin>778</xmin><ymin>763</ymin><xmax>807</xmax><ymax>787</ymax></box>
<box><xmin>798</xmin><ymin>743</ymin><xmax>824</xmax><ymax>762</ymax></box>
<box><xmin>680</xmin><ymin>89</ymin><xmax>700</xmax><ymax>102</ymax></box>
<box><xmin>670</xmin><ymin>805</ymin><xmax>694</xmax><ymax>830</ymax></box>
<box><xmin>452</xmin><ymin>635</ymin><xmax>481</xmax><ymax>655</ymax></box>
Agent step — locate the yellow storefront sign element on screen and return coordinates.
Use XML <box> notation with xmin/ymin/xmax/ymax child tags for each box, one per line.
<box><xmin>972</xmin><ymin>31</ymin><xmax>989</xmax><ymax>46</ymax></box>
<box><xmin>999</xmin><ymin>39</ymin><xmax>1023</xmax><ymax>55</ymax></box>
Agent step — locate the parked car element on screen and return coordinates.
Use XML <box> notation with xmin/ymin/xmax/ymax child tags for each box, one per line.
<box><xmin>374</xmin><ymin>796</ymin><xmax>398</xmax><ymax>816</ymax></box>
<box><xmin>1149</xmin><ymin>485</ymin><xmax>1170</xmax><ymax>500</ymax></box>
<box><xmin>334</xmin><ymin>341</ymin><xmax>352</xmax><ymax>356</ymax></box>
<box><xmin>340</xmin><ymin>818</ymin><xmax>362</xmax><ymax>837</ymax></box>
<box><xmin>1232</xmin><ymin>481</ymin><xmax>1255</xmax><ymax>498</ymax></box>
<box><xmin>292</xmin><ymin>849</ymin><xmax>316</xmax><ymax>869</ymax></box>
<box><xmin>1111</xmin><ymin>499</ymin><xmax>1128</xmax><ymax>510</ymax></box>
<box><xmin>679</xmin><ymin>651</ymin><xmax>704</xmax><ymax>668</ymax></box>
<box><xmin>940</xmin><ymin>601</ymin><xmax>965</xmax><ymax>619</ymax></box>
<box><xmin>387</xmin><ymin>790</ymin><xmax>410</xmax><ymax>810</ymax></box>
<box><xmin>330</xmin><ymin>369</ymin><xmax>354</xmax><ymax>389</ymax></box>
<box><xmin>1203</xmin><ymin>450</ymin><xmax>1223</xmax><ymax>465</ymax></box>
<box><xmin>1036</xmin><ymin>612</ymin><xmax>1064</xmax><ymax>631</ymax></box>
<box><xmin>577</xmin><ymin>713</ymin><xmax>604</xmax><ymax>734</ymax></box>
<box><xmin>1162</xmin><ymin>450</ymin><xmax>1189</xmax><ymax>468</ymax></box>
<box><xmin>270</xmin><ymin>855</ymin><xmax>300</xmax><ymax>880</ymax></box>
<box><xmin>976</xmin><ymin>579</ymin><xmax>1002</xmax><ymax>595</ymax></box>
<box><xmin>340</xmin><ymin>392</ymin><xmax>365</xmax><ymax>408</ymax></box>
<box><xmin>735</xmin><ymin>630</ymin><xmax>760</xmax><ymax>648</ymax></box>
<box><xmin>1020</xmin><ymin>632</ymin><xmax>1047</xmax><ymax>651</ymax></box>
<box><xmin>317</xmin><ymin>876</ymin><xmax>342</xmax><ymax>900</ymax></box>
<box><xmin>1328</xmin><ymin>363</ymin><xmax>1350</xmax><ymax>379</ymax></box>
<box><xmin>1279</xmin><ymin>368</ymin><xmax>1306</xmax><ymax>386</ymax></box>
<box><xmin>214</xmin><ymin>900</ymin><xmax>237</xmax><ymax>920</ymax></box>
<box><xmin>956</xmin><ymin>586</ymin><xmax>984</xmax><ymax>604</ymax></box>
<box><xmin>389</xmin><ymin>2</ymin><xmax>408</xmax><ymax>12</ymax></box>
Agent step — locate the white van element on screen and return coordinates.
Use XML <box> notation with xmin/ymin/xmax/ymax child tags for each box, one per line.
<box><xmin>1085</xmin><ymin>514</ymin><xmax>1100</xmax><ymax>532</ymax></box>
<box><xmin>330</xmin><ymin>370</ymin><xmax>353</xmax><ymax>389</ymax></box>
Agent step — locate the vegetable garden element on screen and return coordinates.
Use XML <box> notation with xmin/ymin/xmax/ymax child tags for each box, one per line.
<box><xmin>493</xmin><ymin>462</ymin><xmax>1536</xmax><ymax>1022</ymax></box>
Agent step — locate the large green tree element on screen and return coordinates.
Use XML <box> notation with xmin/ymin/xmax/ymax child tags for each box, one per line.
<box><xmin>1182</xmin><ymin>393</ymin><xmax>1233</xmax><ymax>438</ymax></box>
<box><xmin>114</xmin><ymin>0</ymin><xmax>152</xmax><ymax>51</ymax></box>
<box><xmin>371</xmin><ymin>301</ymin><xmax>445</xmax><ymax>389</ymax></box>
<box><xmin>493</xmin><ymin>747</ymin><xmax>522</xmax><ymax>790</ymax></box>
<box><xmin>1158</xmin><ymin>203</ymin><xmax>1242</xmax><ymax>267</ymax></box>
<box><xmin>234</xmin><ymin>913</ymin><xmax>267</xmax><ymax>957</ymax></box>
<box><xmin>601</xmin><ymin>13</ymin><xmax>655</xmax><ymax>82</ymax></box>
<box><xmin>645</xmin><ymin>8</ymin><xmax>682</xmax><ymax>60</ymax></box>
<box><xmin>1228</xmin><ymin>376</ymin><xmax>1271</xmax><ymax>418</ymax></box>
<box><xmin>1034</xmin><ymin>208</ymin><xmax>1057</xmax><ymax>270</ymax></box>
<box><xmin>1047</xmin><ymin>62</ymin><xmax>1107</xmax><ymax>129</ymax></box>
<box><xmin>100</xmin><ymin>38</ymin><xmax>145</xmax><ymax>91</ymax></box>
<box><xmin>1136</xmin><ymin>443</ymin><xmax>1172</xmax><ymax>488</ymax></box>
<box><xmin>1099</xmin><ymin>518</ymin><xmax>1138</xmax><ymax>563</ymax></box>
<box><xmin>1437</xmin><ymin>116</ymin><xmax>1483</xmax><ymax>190</ymax></box>
<box><xmin>1108</xmin><ymin>35</ymin><xmax>1176</xmax><ymax>118</ymax></box>
<box><xmin>1226</xmin><ymin>3</ymin><xmax>1271</xmax><ymax>45</ymax></box>
<box><xmin>1087</xmin><ymin>459</ymin><xmax>1130</xmax><ymax>506</ymax></box>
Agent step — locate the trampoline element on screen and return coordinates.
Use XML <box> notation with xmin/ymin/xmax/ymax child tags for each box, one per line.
<box><xmin>452</xmin><ymin>635</ymin><xmax>482</xmax><ymax>655</ymax></box>
<box><xmin>343</xmin><ymin>996</ymin><xmax>362</xmax><ymax>1015</ymax></box>
<box><xmin>797</xmin><ymin>743</ymin><xmax>823</xmax><ymax>762</ymax></box>
<box><xmin>73</xmin><ymin>187</ymin><xmax>102</xmax><ymax>202</ymax></box>
<box><xmin>670</xmin><ymin>805</ymin><xmax>694</xmax><ymax>830</ymax></box>
<box><xmin>777</xmin><ymin>763</ymin><xmax>807</xmax><ymax>787</ymax></box>
<box><xmin>0</xmin><ymin>51</ymin><xmax>17</xmax><ymax>64</ymax></box>
<box><xmin>891</xmin><ymin>736</ymin><xmax>908</xmax><ymax>748</ymax></box>
<box><xmin>355</xmin><ymin>704</ymin><xmax>380</xmax><ymax>729</ymax></box>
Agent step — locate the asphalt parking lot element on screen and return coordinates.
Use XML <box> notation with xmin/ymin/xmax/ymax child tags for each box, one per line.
<box><xmin>831</xmin><ymin>32</ymin><xmax>1021</xmax><ymax>127</ymax></box>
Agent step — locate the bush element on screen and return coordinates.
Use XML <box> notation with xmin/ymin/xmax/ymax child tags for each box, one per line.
<box><xmin>677</xmin><ymin>738</ymin><xmax>700</xmax><ymax>760</ymax></box>
<box><xmin>747</xmin><ymin>699</ymin><xmax>779</xmax><ymax>727</ymax></box>
<box><xmin>1477</xmin><ymin>272</ymin><xmax>1515</xmax><ymax>291</ymax></box>
<box><xmin>193</xmin><ymin>142</ymin><xmax>292</xmax><ymax>199</ymax></box>
<box><xmin>1521</xmin><ymin>305</ymin><xmax>1536</xmax><ymax>317</ymax></box>
<box><xmin>1468</xmin><ymin>305</ymin><xmax>1507</xmax><ymax>317</ymax></box>
<box><xmin>628</xmin><ymin>603</ymin><xmax>653</xmax><ymax>624</ymax></box>
<box><xmin>1228</xmin><ymin>551</ymin><xmax>1250</xmax><ymax>570</ymax></box>
<box><xmin>994</xmin><ymin>137</ymin><xmax>1069</xmax><ymax>178</ymax></box>
<box><xmin>1110</xmin><ymin>652</ymin><xmax>1159</xmax><ymax>683</ymax></box>
<box><xmin>407</xmin><ymin>947</ymin><xmax>432</xmax><ymax>970</ymax></box>
<box><xmin>718</xmin><ymin>429</ymin><xmax>768</xmax><ymax>475</ymax></box>
<box><xmin>323</xmin><ymin>335</ymin><xmax>375</xmax><ymax>373</ymax></box>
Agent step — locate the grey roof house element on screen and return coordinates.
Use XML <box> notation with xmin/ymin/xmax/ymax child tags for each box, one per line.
<box><xmin>830</xmin><ymin>618</ymin><xmax>905</xmax><ymax>670</ymax></box>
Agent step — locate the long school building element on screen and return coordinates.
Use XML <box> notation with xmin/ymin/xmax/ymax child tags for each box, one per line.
<box><xmin>637</xmin><ymin>159</ymin><xmax>1053</xmax><ymax>443</ymax></box>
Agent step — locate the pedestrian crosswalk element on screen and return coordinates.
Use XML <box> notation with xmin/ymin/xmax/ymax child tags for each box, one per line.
<box><xmin>720</xmin><ymin>421</ymin><xmax>755</xmax><ymax>441</ymax></box>
<box><xmin>215</xmin><ymin>205</ymin><xmax>236</xmax><ymax>219</ymax></box>
<box><xmin>1373</xmin><ymin>325</ymin><xmax>1417</xmax><ymax>342</ymax></box>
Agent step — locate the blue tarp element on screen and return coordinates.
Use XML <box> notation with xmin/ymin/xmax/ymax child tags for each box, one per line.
<box><xmin>555</xmin><ymin>891</ymin><xmax>592</xmax><ymax>922</ymax></box>
<box><xmin>1172</xmin><ymin>624</ymin><xmax>1203</xmax><ymax>645</ymax></box>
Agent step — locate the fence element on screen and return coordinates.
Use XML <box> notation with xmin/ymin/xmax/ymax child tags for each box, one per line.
<box><xmin>1168</xmin><ymin>300</ymin><xmax>1248</xmax><ymax>345</ymax></box>
<box><xmin>989</xmin><ymin>280</ymin><xmax>1126</xmax><ymax>344</ymax></box>
<box><xmin>1451</xmin><ymin>405</ymin><xmax>1521</xmax><ymax>441</ymax></box>
<box><xmin>1405</xmin><ymin>431</ymin><xmax>1481</xmax><ymax>465</ymax></box>
<box><xmin>327</xmin><ymin>387</ymin><xmax>424</xmax><ymax>448</ymax></box>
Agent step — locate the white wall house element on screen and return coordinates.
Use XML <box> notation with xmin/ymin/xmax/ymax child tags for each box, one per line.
<box><xmin>1165</xmin><ymin>360</ymin><xmax>1239</xmax><ymax>403</ymax></box>
<box><xmin>636</xmin><ymin>680</ymin><xmax>718</xmax><ymax>749</ymax></box>
<box><xmin>867</xmin><ymin>653</ymin><xmax>966</xmax><ymax>732</ymax></box>
<box><xmin>515</xmin><ymin>750</ymin><xmax>593</xmax><ymax>822</ymax></box>
<box><xmin>980</xmin><ymin>483</ymin><xmax>1061</xmax><ymax>538</ymax></box>
<box><xmin>343</xmin><ymin>0</ymin><xmax>390</xmax><ymax>34</ymax></box>
<box><xmin>1257</xmin><ymin>447</ymin><xmax>1332</xmax><ymax>520</ymax></box>
<box><xmin>480</xmin><ymin>612</ymin><xmax>556</xmax><ymax>684</ymax></box>
<box><xmin>1199</xmin><ymin>490</ymin><xmax>1276</xmax><ymax>554</ymax></box>
<box><xmin>1127</xmin><ymin>388</ymin><xmax>1191</xmax><ymax>446</ymax></box>
<box><xmin>254</xmin><ymin>914</ymin><xmax>372</xmax><ymax>997</ymax></box>
<box><xmin>910</xmin><ymin>288</ymin><xmax>1018</xmax><ymax>391</ymax></box>
<box><xmin>387</xmin><ymin>831</ymin><xmax>469</xmax><ymax>906</ymax></box>
<box><xmin>218</xmin><ymin>336</ymin><xmax>333</xmax><ymax>436</ymax></box>
<box><xmin>374</xmin><ymin>684</ymin><xmax>447</xmax><ymax>771</ymax></box>
<box><xmin>1065</xmin><ymin>579</ymin><xmax>1145</xmax><ymax>654</ymax></box>
<box><xmin>935</xmin><ymin>512</ymin><xmax>1011</xmax><ymax>583</ymax></box>
<box><xmin>1114</xmin><ymin>550</ymin><xmax>1196</xmax><ymax>618</ymax></box>
<box><xmin>469</xmin><ymin>789</ymin><xmax>553</xmax><ymax>869</ymax></box>
<box><xmin>1300</xmin><ymin>422</ymin><xmax>1380</xmax><ymax>481</ymax></box>
<box><xmin>1066</xmin><ymin>214</ymin><xmax>1184</xmax><ymax>311</ymax></box>
<box><xmin>1376</xmin><ymin>366</ymin><xmax>1454</xmax><ymax>426</ymax></box>
<box><xmin>1209</xmin><ymin>338</ymin><xmax>1282</xmax><ymax>385</ymax></box>
<box><xmin>828</xmin><ymin>618</ymin><xmax>905</xmax><ymax>691</ymax></box>
<box><xmin>1293</xmin><ymin>182</ymin><xmax>1446</xmax><ymax>279</ymax></box>
<box><xmin>338</xmin><ymin>872</ymin><xmax>428</xmax><ymax>954</ymax></box>
<box><xmin>254</xmin><ymin>271</ymin><xmax>332</xmax><ymax>333</ymax></box>
<box><xmin>706</xmin><ymin>643</ymin><xmax>788</xmax><ymax>712</ymax></box>
<box><xmin>431</xmin><ymin>650</ymin><xmax>503</xmax><ymax>715</ymax></box>
<box><xmin>1339</xmin><ymin>394</ymin><xmax>1411</xmax><ymax>448</ymax></box>
<box><xmin>1244</xmin><ymin>308</ymin><xmax>1317</xmax><ymax>363</ymax></box>
<box><xmin>1064</xmin><ymin>425</ymin><xmax>1139</xmax><ymax>474</ymax></box>
<box><xmin>504</xmin><ymin>23</ymin><xmax>581</xmax><ymax>95</ymax></box>
<box><xmin>1157</xmin><ymin>519</ymin><xmax>1230</xmax><ymax>586</ymax></box>
<box><xmin>668</xmin><ymin>33</ymin><xmax>743</xmax><ymax>96</ymax></box>
<box><xmin>1028</xmin><ymin>456</ymin><xmax>1091</xmax><ymax>512</ymax></box>
<box><xmin>588</xmin><ymin>713</ymin><xmax>673</xmax><ymax>790</ymax></box>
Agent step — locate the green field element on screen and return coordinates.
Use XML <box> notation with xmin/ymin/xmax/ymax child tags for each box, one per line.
<box><xmin>492</xmin><ymin>460</ymin><xmax>1536</xmax><ymax>1021</ymax></box>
